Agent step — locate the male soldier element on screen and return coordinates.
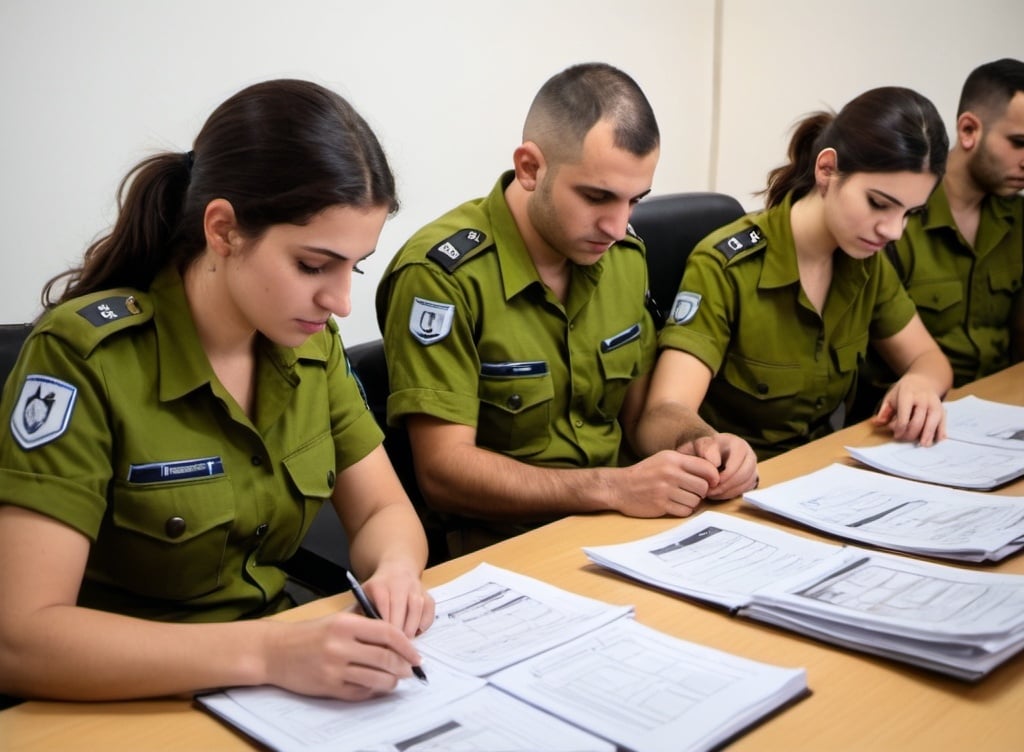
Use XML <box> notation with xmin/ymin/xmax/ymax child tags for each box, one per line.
<box><xmin>867</xmin><ymin>58</ymin><xmax>1024</xmax><ymax>398</ymax></box>
<box><xmin>377</xmin><ymin>63</ymin><xmax>757</xmax><ymax>556</ymax></box>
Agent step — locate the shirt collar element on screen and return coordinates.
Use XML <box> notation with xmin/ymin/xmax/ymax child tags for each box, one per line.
<box><xmin>486</xmin><ymin>170</ymin><xmax>605</xmax><ymax>301</ymax></box>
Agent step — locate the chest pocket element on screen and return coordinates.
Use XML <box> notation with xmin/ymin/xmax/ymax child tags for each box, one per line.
<box><xmin>596</xmin><ymin>324</ymin><xmax>643</xmax><ymax>421</ymax></box>
<box><xmin>478</xmin><ymin>362</ymin><xmax>554</xmax><ymax>457</ymax></box>
<box><xmin>909</xmin><ymin>279</ymin><xmax>963</xmax><ymax>335</ymax></box>
<box><xmin>720</xmin><ymin>355</ymin><xmax>803</xmax><ymax>401</ymax></box>
<box><xmin>99</xmin><ymin>475</ymin><xmax>236</xmax><ymax>601</ymax></box>
<box><xmin>833</xmin><ymin>338</ymin><xmax>867</xmax><ymax>375</ymax></box>
<box><xmin>282</xmin><ymin>431</ymin><xmax>337</xmax><ymax>552</ymax></box>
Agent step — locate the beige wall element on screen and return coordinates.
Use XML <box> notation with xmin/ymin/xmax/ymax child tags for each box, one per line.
<box><xmin>1</xmin><ymin>0</ymin><xmax>1020</xmax><ymax>344</ymax></box>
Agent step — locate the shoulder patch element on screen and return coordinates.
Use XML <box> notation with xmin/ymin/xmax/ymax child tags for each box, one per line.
<box><xmin>426</xmin><ymin>229</ymin><xmax>487</xmax><ymax>273</ymax></box>
<box><xmin>668</xmin><ymin>291</ymin><xmax>702</xmax><ymax>325</ymax></box>
<box><xmin>10</xmin><ymin>374</ymin><xmax>77</xmax><ymax>450</ymax></box>
<box><xmin>713</xmin><ymin>225</ymin><xmax>765</xmax><ymax>260</ymax></box>
<box><xmin>409</xmin><ymin>297</ymin><xmax>455</xmax><ymax>345</ymax></box>
<box><xmin>76</xmin><ymin>295</ymin><xmax>144</xmax><ymax>327</ymax></box>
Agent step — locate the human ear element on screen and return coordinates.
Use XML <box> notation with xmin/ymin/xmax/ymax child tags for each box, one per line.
<box><xmin>814</xmin><ymin>148</ymin><xmax>838</xmax><ymax>193</ymax></box>
<box><xmin>203</xmin><ymin>199</ymin><xmax>241</xmax><ymax>257</ymax></box>
<box><xmin>956</xmin><ymin>112</ymin><xmax>982</xmax><ymax>151</ymax></box>
<box><xmin>512</xmin><ymin>142</ymin><xmax>545</xmax><ymax>192</ymax></box>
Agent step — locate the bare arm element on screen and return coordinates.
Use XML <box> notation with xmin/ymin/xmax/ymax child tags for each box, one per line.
<box><xmin>332</xmin><ymin>445</ymin><xmax>434</xmax><ymax>637</ymax></box>
<box><xmin>0</xmin><ymin>456</ymin><xmax>428</xmax><ymax>702</ymax></box>
<box><xmin>407</xmin><ymin>392</ymin><xmax>721</xmax><ymax>523</ymax></box>
<box><xmin>871</xmin><ymin>313</ymin><xmax>952</xmax><ymax>445</ymax></box>
<box><xmin>635</xmin><ymin>349</ymin><xmax>759</xmax><ymax>500</ymax></box>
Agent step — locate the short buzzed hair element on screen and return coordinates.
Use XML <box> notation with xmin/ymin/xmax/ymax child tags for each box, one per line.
<box><xmin>523</xmin><ymin>62</ymin><xmax>660</xmax><ymax>165</ymax></box>
<box><xmin>957</xmin><ymin>58</ymin><xmax>1024</xmax><ymax>121</ymax></box>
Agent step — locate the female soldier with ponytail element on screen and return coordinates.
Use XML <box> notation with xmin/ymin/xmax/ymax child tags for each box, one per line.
<box><xmin>638</xmin><ymin>87</ymin><xmax>953</xmax><ymax>462</ymax></box>
<box><xmin>0</xmin><ymin>79</ymin><xmax>434</xmax><ymax>701</ymax></box>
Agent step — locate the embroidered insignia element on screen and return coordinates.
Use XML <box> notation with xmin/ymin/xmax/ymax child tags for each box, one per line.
<box><xmin>10</xmin><ymin>375</ymin><xmax>77</xmax><ymax>450</ymax></box>
<box><xmin>714</xmin><ymin>225</ymin><xmax>764</xmax><ymax>259</ymax></box>
<box><xmin>669</xmin><ymin>291</ymin><xmax>702</xmax><ymax>325</ymax></box>
<box><xmin>76</xmin><ymin>295</ymin><xmax>142</xmax><ymax>327</ymax></box>
<box><xmin>409</xmin><ymin>297</ymin><xmax>455</xmax><ymax>345</ymax></box>
<box><xmin>426</xmin><ymin>229</ymin><xmax>487</xmax><ymax>273</ymax></box>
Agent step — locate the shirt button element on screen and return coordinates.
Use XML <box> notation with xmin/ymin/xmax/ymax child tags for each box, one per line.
<box><xmin>815</xmin><ymin>398</ymin><xmax>824</xmax><ymax>409</ymax></box>
<box><xmin>756</xmin><ymin>383</ymin><xmax>769</xmax><ymax>395</ymax></box>
<box><xmin>165</xmin><ymin>516</ymin><xmax>187</xmax><ymax>538</ymax></box>
<box><xmin>507</xmin><ymin>394</ymin><xmax>523</xmax><ymax>410</ymax></box>
<box><xmin>574</xmin><ymin>419</ymin><xmax>583</xmax><ymax>428</ymax></box>
<box><xmin>255</xmin><ymin>523</ymin><xmax>269</xmax><ymax>537</ymax></box>
<box><xmin>327</xmin><ymin>470</ymin><xmax>336</xmax><ymax>488</ymax></box>
<box><xmin>251</xmin><ymin>456</ymin><xmax>263</xmax><ymax>467</ymax></box>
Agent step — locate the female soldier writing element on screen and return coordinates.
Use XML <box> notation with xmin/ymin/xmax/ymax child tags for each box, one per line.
<box><xmin>0</xmin><ymin>79</ymin><xmax>434</xmax><ymax>701</ymax></box>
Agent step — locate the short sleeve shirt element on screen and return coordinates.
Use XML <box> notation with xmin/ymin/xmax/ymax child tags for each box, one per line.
<box><xmin>658</xmin><ymin>193</ymin><xmax>917</xmax><ymax>460</ymax></box>
<box><xmin>376</xmin><ymin>171</ymin><xmax>657</xmax><ymax>469</ymax></box>
<box><xmin>0</xmin><ymin>266</ymin><xmax>382</xmax><ymax>622</ymax></box>
<box><xmin>888</xmin><ymin>183</ymin><xmax>1023</xmax><ymax>387</ymax></box>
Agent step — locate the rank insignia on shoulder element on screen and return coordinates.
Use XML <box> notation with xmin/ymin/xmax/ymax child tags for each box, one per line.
<box><xmin>426</xmin><ymin>229</ymin><xmax>487</xmax><ymax>273</ymax></box>
<box><xmin>10</xmin><ymin>374</ymin><xmax>77</xmax><ymax>450</ymax></box>
<box><xmin>409</xmin><ymin>297</ymin><xmax>455</xmax><ymax>345</ymax></box>
<box><xmin>76</xmin><ymin>295</ymin><xmax>142</xmax><ymax>327</ymax></box>
<box><xmin>669</xmin><ymin>291</ymin><xmax>702</xmax><ymax>325</ymax></box>
<box><xmin>714</xmin><ymin>225</ymin><xmax>764</xmax><ymax>259</ymax></box>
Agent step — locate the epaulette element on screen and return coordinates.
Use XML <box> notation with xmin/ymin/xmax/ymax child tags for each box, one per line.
<box><xmin>426</xmin><ymin>228</ymin><xmax>489</xmax><ymax>273</ymax></box>
<box><xmin>37</xmin><ymin>289</ymin><xmax>154</xmax><ymax>359</ymax></box>
<box><xmin>713</xmin><ymin>224</ymin><xmax>766</xmax><ymax>261</ymax></box>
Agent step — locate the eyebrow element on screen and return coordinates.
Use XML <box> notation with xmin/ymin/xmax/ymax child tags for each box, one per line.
<box><xmin>299</xmin><ymin>246</ymin><xmax>377</xmax><ymax>262</ymax></box>
<box><xmin>579</xmin><ymin>186</ymin><xmax>653</xmax><ymax>202</ymax></box>
<box><xmin>868</xmin><ymin>189</ymin><xmax>906</xmax><ymax>207</ymax></box>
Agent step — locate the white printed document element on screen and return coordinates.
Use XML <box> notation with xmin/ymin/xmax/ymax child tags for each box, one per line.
<box><xmin>846</xmin><ymin>396</ymin><xmax>1024</xmax><ymax>489</ymax></box>
<box><xmin>744</xmin><ymin>463</ymin><xmax>1024</xmax><ymax>562</ymax></box>
<box><xmin>198</xmin><ymin>563</ymin><xmax>808</xmax><ymax>752</ymax></box>
<box><xmin>584</xmin><ymin>512</ymin><xmax>1024</xmax><ymax>680</ymax></box>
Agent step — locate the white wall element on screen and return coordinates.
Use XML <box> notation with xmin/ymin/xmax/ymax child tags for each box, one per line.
<box><xmin>716</xmin><ymin>0</ymin><xmax>1024</xmax><ymax>209</ymax></box>
<box><xmin>1</xmin><ymin>0</ymin><xmax>1021</xmax><ymax>345</ymax></box>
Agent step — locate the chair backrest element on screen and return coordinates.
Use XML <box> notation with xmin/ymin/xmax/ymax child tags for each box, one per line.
<box><xmin>0</xmin><ymin>323</ymin><xmax>34</xmax><ymax>389</ymax></box>
<box><xmin>630</xmin><ymin>192</ymin><xmax>746</xmax><ymax>327</ymax></box>
<box><xmin>345</xmin><ymin>339</ymin><xmax>450</xmax><ymax>565</ymax></box>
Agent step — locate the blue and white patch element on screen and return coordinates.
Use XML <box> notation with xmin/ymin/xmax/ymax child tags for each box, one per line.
<box><xmin>10</xmin><ymin>375</ymin><xmax>78</xmax><ymax>450</ymax></box>
<box><xmin>669</xmin><ymin>291</ymin><xmax>702</xmax><ymax>325</ymax></box>
<box><xmin>409</xmin><ymin>297</ymin><xmax>455</xmax><ymax>345</ymax></box>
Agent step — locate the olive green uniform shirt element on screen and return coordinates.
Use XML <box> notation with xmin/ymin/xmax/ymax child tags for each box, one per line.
<box><xmin>886</xmin><ymin>183</ymin><xmax>1023</xmax><ymax>387</ymax></box>
<box><xmin>376</xmin><ymin>171</ymin><xmax>656</xmax><ymax>475</ymax></box>
<box><xmin>658</xmin><ymin>194</ymin><xmax>917</xmax><ymax>460</ymax></box>
<box><xmin>0</xmin><ymin>266</ymin><xmax>382</xmax><ymax>622</ymax></box>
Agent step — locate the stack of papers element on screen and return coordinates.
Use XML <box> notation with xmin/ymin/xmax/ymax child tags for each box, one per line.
<box><xmin>199</xmin><ymin>563</ymin><xmax>808</xmax><ymax>752</ymax></box>
<box><xmin>743</xmin><ymin>463</ymin><xmax>1024</xmax><ymax>562</ymax></box>
<box><xmin>584</xmin><ymin>512</ymin><xmax>1024</xmax><ymax>681</ymax></box>
<box><xmin>846</xmin><ymin>395</ymin><xmax>1024</xmax><ymax>489</ymax></box>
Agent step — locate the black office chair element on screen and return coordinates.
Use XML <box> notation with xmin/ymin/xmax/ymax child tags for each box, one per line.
<box><xmin>630</xmin><ymin>192</ymin><xmax>746</xmax><ymax>328</ymax></box>
<box><xmin>345</xmin><ymin>339</ymin><xmax>451</xmax><ymax>566</ymax></box>
<box><xmin>0</xmin><ymin>323</ymin><xmax>33</xmax><ymax>388</ymax></box>
<box><xmin>0</xmin><ymin>323</ymin><xmax>32</xmax><ymax>711</ymax></box>
<box><xmin>287</xmin><ymin>338</ymin><xmax>452</xmax><ymax>596</ymax></box>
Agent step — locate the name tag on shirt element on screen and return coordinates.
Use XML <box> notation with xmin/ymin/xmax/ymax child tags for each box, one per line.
<box><xmin>128</xmin><ymin>457</ymin><xmax>226</xmax><ymax>484</ymax></box>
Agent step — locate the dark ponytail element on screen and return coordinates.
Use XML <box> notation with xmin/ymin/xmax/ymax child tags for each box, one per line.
<box><xmin>762</xmin><ymin>86</ymin><xmax>949</xmax><ymax>209</ymax></box>
<box><xmin>43</xmin><ymin>79</ymin><xmax>398</xmax><ymax>307</ymax></box>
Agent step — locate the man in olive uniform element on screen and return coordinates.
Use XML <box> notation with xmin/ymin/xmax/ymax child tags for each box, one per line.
<box><xmin>377</xmin><ymin>63</ymin><xmax>757</xmax><ymax>557</ymax></box>
<box><xmin>860</xmin><ymin>58</ymin><xmax>1024</xmax><ymax>403</ymax></box>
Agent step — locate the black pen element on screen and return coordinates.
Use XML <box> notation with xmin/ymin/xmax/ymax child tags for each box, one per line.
<box><xmin>345</xmin><ymin>570</ymin><xmax>428</xmax><ymax>683</ymax></box>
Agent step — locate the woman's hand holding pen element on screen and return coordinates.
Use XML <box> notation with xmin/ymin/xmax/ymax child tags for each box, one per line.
<box><xmin>358</xmin><ymin>563</ymin><xmax>436</xmax><ymax>638</ymax></box>
<box><xmin>260</xmin><ymin>612</ymin><xmax>424</xmax><ymax>701</ymax></box>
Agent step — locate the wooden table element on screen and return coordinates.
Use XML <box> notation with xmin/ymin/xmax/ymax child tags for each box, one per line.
<box><xmin>4</xmin><ymin>364</ymin><xmax>1024</xmax><ymax>751</ymax></box>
